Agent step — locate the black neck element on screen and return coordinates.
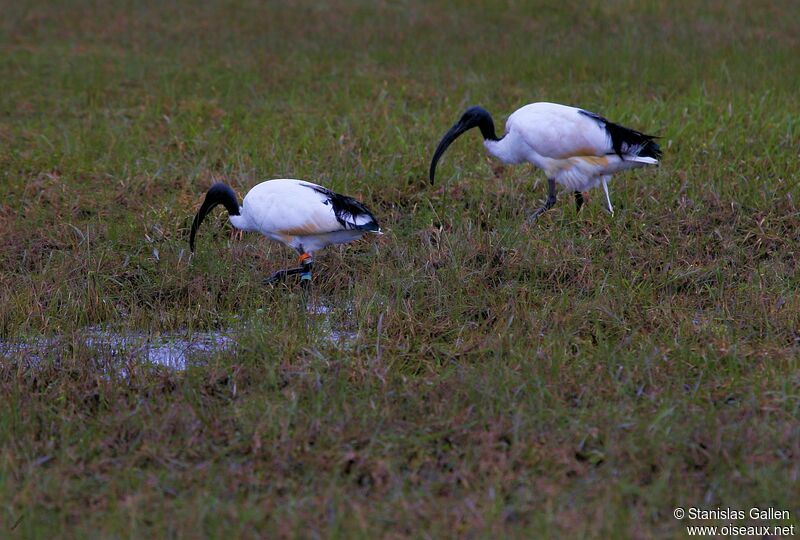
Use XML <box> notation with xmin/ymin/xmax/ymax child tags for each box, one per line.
<box><xmin>467</xmin><ymin>106</ymin><xmax>499</xmax><ymax>141</ymax></box>
<box><xmin>207</xmin><ymin>183</ymin><xmax>241</xmax><ymax>216</ymax></box>
<box><xmin>478</xmin><ymin>115</ymin><xmax>499</xmax><ymax>141</ymax></box>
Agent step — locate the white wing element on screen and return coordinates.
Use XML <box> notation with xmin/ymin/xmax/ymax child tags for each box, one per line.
<box><xmin>507</xmin><ymin>102</ymin><xmax>612</xmax><ymax>159</ymax></box>
<box><xmin>242</xmin><ymin>179</ymin><xmax>345</xmax><ymax>236</ymax></box>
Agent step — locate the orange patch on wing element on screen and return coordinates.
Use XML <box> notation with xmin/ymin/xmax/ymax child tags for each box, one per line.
<box><xmin>277</xmin><ymin>223</ymin><xmax>324</xmax><ymax>236</ymax></box>
<box><xmin>569</xmin><ymin>147</ymin><xmax>599</xmax><ymax>157</ymax></box>
<box><xmin>552</xmin><ymin>146</ymin><xmax>601</xmax><ymax>159</ymax></box>
<box><xmin>577</xmin><ymin>156</ymin><xmax>609</xmax><ymax>167</ymax></box>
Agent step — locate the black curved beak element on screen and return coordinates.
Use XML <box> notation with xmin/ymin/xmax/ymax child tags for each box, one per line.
<box><xmin>429</xmin><ymin>120</ymin><xmax>471</xmax><ymax>184</ymax></box>
<box><xmin>189</xmin><ymin>197</ymin><xmax>217</xmax><ymax>253</ymax></box>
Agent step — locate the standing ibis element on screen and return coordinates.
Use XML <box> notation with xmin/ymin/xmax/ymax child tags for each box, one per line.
<box><xmin>429</xmin><ymin>102</ymin><xmax>661</xmax><ymax>220</ymax></box>
<box><xmin>189</xmin><ymin>179</ymin><xmax>381</xmax><ymax>284</ymax></box>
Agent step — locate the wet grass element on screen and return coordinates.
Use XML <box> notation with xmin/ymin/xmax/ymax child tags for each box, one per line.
<box><xmin>1</xmin><ymin>0</ymin><xmax>799</xmax><ymax>537</ymax></box>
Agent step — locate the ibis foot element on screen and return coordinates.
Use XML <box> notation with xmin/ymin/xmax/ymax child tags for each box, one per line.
<box><xmin>263</xmin><ymin>268</ymin><xmax>295</xmax><ymax>285</ymax></box>
<box><xmin>526</xmin><ymin>177</ymin><xmax>557</xmax><ymax>224</ymax></box>
<box><xmin>526</xmin><ymin>195</ymin><xmax>556</xmax><ymax>224</ymax></box>
<box><xmin>263</xmin><ymin>255</ymin><xmax>314</xmax><ymax>286</ymax></box>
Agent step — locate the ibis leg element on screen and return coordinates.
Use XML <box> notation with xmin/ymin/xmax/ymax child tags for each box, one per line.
<box><xmin>574</xmin><ymin>191</ymin><xmax>584</xmax><ymax>213</ymax></box>
<box><xmin>263</xmin><ymin>253</ymin><xmax>314</xmax><ymax>285</ymax></box>
<box><xmin>527</xmin><ymin>178</ymin><xmax>557</xmax><ymax>223</ymax></box>
<box><xmin>601</xmin><ymin>177</ymin><xmax>614</xmax><ymax>215</ymax></box>
<box><xmin>299</xmin><ymin>256</ymin><xmax>313</xmax><ymax>291</ymax></box>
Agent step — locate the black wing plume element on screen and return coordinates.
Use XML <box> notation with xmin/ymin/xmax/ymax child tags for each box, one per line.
<box><xmin>308</xmin><ymin>185</ymin><xmax>380</xmax><ymax>232</ymax></box>
<box><xmin>579</xmin><ymin>109</ymin><xmax>662</xmax><ymax>160</ymax></box>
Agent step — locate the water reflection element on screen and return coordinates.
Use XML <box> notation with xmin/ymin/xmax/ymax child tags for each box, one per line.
<box><xmin>1</xmin><ymin>328</ymin><xmax>237</xmax><ymax>371</ymax></box>
<box><xmin>1</xmin><ymin>302</ymin><xmax>357</xmax><ymax>371</ymax></box>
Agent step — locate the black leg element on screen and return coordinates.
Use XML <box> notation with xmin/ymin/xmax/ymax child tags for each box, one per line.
<box><xmin>299</xmin><ymin>258</ymin><xmax>313</xmax><ymax>290</ymax></box>
<box><xmin>574</xmin><ymin>191</ymin><xmax>584</xmax><ymax>213</ymax></box>
<box><xmin>527</xmin><ymin>178</ymin><xmax>557</xmax><ymax>223</ymax></box>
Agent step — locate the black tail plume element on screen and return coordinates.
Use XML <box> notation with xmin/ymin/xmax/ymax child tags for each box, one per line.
<box><xmin>579</xmin><ymin>109</ymin><xmax>662</xmax><ymax>160</ymax></box>
<box><xmin>189</xmin><ymin>183</ymin><xmax>241</xmax><ymax>253</ymax></box>
<box><xmin>307</xmin><ymin>185</ymin><xmax>380</xmax><ymax>231</ymax></box>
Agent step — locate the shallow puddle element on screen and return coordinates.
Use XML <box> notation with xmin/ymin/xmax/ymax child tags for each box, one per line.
<box><xmin>1</xmin><ymin>302</ymin><xmax>357</xmax><ymax>372</ymax></box>
<box><xmin>86</xmin><ymin>328</ymin><xmax>237</xmax><ymax>370</ymax></box>
<box><xmin>306</xmin><ymin>302</ymin><xmax>358</xmax><ymax>345</ymax></box>
<box><xmin>0</xmin><ymin>328</ymin><xmax>237</xmax><ymax>372</ymax></box>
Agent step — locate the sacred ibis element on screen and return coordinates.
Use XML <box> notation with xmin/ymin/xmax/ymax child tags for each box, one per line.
<box><xmin>189</xmin><ymin>179</ymin><xmax>381</xmax><ymax>284</ymax></box>
<box><xmin>429</xmin><ymin>102</ymin><xmax>661</xmax><ymax>220</ymax></box>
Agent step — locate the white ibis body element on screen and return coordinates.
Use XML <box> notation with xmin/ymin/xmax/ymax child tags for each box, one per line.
<box><xmin>429</xmin><ymin>102</ymin><xmax>662</xmax><ymax>220</ymax></box>
<box><xmin>189</xmin><ymin>179</ymin><xmax>381</xmax><ymax>284</ymax></box>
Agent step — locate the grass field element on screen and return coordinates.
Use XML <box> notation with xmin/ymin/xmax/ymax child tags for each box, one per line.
<box><xmin>1</xmin><ymin>0</ymin><xmax>799</xmax><ymax>537</ymax></box>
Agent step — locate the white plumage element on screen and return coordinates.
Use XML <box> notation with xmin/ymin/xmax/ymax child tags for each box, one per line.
<box><xmin>190</xmin><ymin>179</ymin><xmax>380</xmax><ymax>283</ymax></box>
<box><xmin>430</xmin><ymin>102</ymin><xmax>661</xmax><ymax>219</ymax></box>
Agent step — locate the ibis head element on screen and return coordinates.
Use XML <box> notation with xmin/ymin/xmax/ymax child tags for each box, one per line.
<box><xmin>189</xmin><ymin>183</ymin><xmax>241</xmax><ymax>252</ymax></box>
<box><xmin>429</xmin><ymin>106</ymin><xmax>499</xmax><ymax>184</ymax></box>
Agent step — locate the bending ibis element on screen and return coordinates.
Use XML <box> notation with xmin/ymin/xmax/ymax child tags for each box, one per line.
<box><xmin>189</xmin><ymin>179</ymin><xmax>381</xmax><ymax>284</ymax></box>
<box><xmin>429</xmin><ymin>102</ymin><xmax>661</xmax><ymax>220</ymax></box>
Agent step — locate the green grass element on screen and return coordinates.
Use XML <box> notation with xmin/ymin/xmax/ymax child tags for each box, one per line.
<box><xmin>1</xmin><ymin>0</ymin><xmax>799</xmax><ymax>537</ymax></box>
